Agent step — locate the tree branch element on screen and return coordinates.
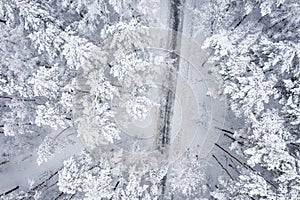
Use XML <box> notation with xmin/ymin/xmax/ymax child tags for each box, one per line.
<box><xmin>216</xmin><ymin>127</ymin><xmax>247</xmax><ymax>139</ymax></box>
<box><xmin>0</xmin><ymin>186</ymin><xmax>19</xmax><ymax>196</ymax></box>
<box><xmin>212</xmin><ymin>154</ymin><xmax>234</xmax><ymax>180</ymax></box>
<box><xmin>215</xmin><ymin>143</ymin><xmax>277</xmax><ymax>189</ymax></box>
<box><xmin>69</xmin><ymin>193</ymin><xmax>76</xmax><ymax>200</ymax></box>
<box><xmin>0</xmin><ymin>96</ymin><xmax>12</xmax><ymax>100</ymax></box>
<box><xmin>0</xmin><ymin>96</ymin><xmax>36</xmax><ymax>102</ymax></box>
<box><xmin>215</xmin><ymin>143</ymin><xmax>248</xmax><ymax>169</ymax></box>
<box><xmin>30</xmin><ymin>168</ymin><xmax>61</xmax><ymax>192</ymax></box>
<box><xmin>44</xmin><ymin>181</ymin><xmax>58</xmax><ymax>191</ymax></box>
<box><xmin>54</xmin><ymin>192</ymin><xmax>64</xmax><ymax>200</ymax></box>
<box><xmin>54</xmin><ymin>126</ymin><xmax>71</xmax><ymax>139</ymax></box>
<box><xmin>0</xmin><ymin>160</ymin><xmax>9</xmax><ymax>165</ymax></box>
<box><xmin>113</xmin><ymin>181</ymin><xmax>120</xmax><ymax>191</ymax></box>
<box><xmin>215</xmin><ymin>127</ymin><xmax>234</xmax><ymax>135</ymax></box>
<box><xmin>76</xmin><ymin>89</ymin><xmax>89</xmax><ymax>94</ymax></box>
<box><xmin>224</xmin><ymin>133</ymin><xmax>244</xmax><ymax>146</ymax></box>
<box><xmin>0</xmin><ymin>19</ymin><xmax>6</xmax><ymax>24</ymax></box>
<box><xmin>231</xmin><ymin>2</ymin><xmax>260</xmax><ymax>31</ymax></box>
<box><xmin>290</xmin><ymin>142</ymin><xmax>300</xmax><ymax>148</ymax></box>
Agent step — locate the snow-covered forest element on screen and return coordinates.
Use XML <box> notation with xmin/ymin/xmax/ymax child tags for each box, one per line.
<box><xmin>0</xmin><ymin>0</ymin><xmax>299</xmax><ymax>199</ymax></box>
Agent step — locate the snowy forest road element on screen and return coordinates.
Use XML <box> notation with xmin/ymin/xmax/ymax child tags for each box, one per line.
<box><xmin>152</xmin><ymin>0</ymin><xmax>227</xmax><ymax>197</ymax></box>
<box><xmin>156</xmin><ymin>0</ymin><xmax>184</xmax><ymax>155</ymax></box>
<box><xmin>156</xmin><ymin>0</ymin><xmax>185</xmax><ymax>197</ymax></box>
<box><xmin>154</xmin><ymin>0</ymin><xmax>226</xmax><ymax>160</ymax></box>
<box><xmin>152</xmin><ymin>0</ymin><xmax>227</xmax><ymax>161</ymax></box>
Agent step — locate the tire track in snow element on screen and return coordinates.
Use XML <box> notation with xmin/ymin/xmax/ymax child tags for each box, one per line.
<box><xmin>158</xmin><ymin>0</ymin><xmax>185</xmax><ymax>198</ymax></box>
<box><xmin>157</xmin><ymin>0</ymin><xmax>185</xmax><ymax>154</ymax></box>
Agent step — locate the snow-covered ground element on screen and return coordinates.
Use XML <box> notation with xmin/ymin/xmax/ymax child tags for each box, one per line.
<box><xmin>2</xmin><ymin>0</ymin><xmax>299</xmax><ymax>199</ymax></box>
<box><xmin>0</xmin><ymin>128</ymin><xmax>84</xmax><ymax>192</ymax></box>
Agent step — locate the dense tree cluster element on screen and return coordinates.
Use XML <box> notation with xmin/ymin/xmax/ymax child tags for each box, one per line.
<box><xmin>203</xmin><ymin>0</ymin><xmax>300</xmax><ymax>199</ymax></box>
<box><xmin>0</xmin><ymin>0</ymin><xmax>299</xmax><ymax>199</ymax></box>
<box><xmin>0</xmin><ymin>0</ymin><xmax>172</xmax><ymax>199</ymax></box>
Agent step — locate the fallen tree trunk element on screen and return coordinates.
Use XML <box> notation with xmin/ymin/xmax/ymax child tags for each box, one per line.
<box><xmin>0</xmin><ymin>186</ymin><xmax>19</xmax><ymax>196</ymax></box>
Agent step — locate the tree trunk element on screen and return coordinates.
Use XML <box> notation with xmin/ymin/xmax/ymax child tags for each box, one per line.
<box><xmin>0</xmin><ymin>19</ymin><xmax>6</xmax><ymax>24</ymax></box>
<box><xmin>0</xmin><ymin>186</ymin><xmax>19</xmax><ymax>196</ymax></box>
<box><xmin>212</xmin><ymin>154</ymin><xmax>234</xmax><ymax>180</ymax></box>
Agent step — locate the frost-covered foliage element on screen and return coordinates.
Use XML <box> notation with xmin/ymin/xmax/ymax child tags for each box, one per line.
<box><xmin>212</xmin><ymin>168</ymin><xmax>276</xmax><ymax>200</ymax></box>
<box><xmin>74</xmin><ymin>14</ymin><xmax>173</xmax><ymax>147</ymax></box>
<box><xmin>125</xmin><ymin>96</ymin><xmax>153</xmax><ymax>120</ymax></box>
<box><xmin>184</xmin><ymin>0</ymin><xmax>244</xmax><ymax>38</ymax></box>
<box><xmin>1</xmin><ymin>0</ymin><xmax>299</xmax><ymax>199</ymax></box>
<box><xmin>57</xmin><ymin>150</ymin><xmax>116</xmax><ymax>198</ymax></box>
<box><xmin>37</xmin><ymin>136</ymin><xmax>65</xmax><ymax>166</ymax></box>
<box><xmin>204</xmin><ymin>0</ymin><xmax>300</xmax><ymax>199</ymax></box>
<box><xmin>58</xmin><ymin>150</ymin><xmax>167</xmax><ymax>199</ymax></box>
<box><xmin>0</xmin><ymin>0</ymin><xmax>166</xmax><ymax>160</ymax></box>
<box><xmin>2</xmin><ymin>99</ymin><xmax>36</xmax><ymax>136</ymax></box>
<box><xmin>168</xmin><ymin>151</ymin><xmax>208</xmax><ymax>199</ymax></box>
<box><xmin>37</xmin><ymin>129</ymin><xmax>76</xmax><ymax>166</ymax></box>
